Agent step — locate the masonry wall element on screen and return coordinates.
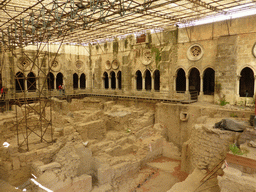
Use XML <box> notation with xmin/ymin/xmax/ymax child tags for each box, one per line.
<box><xmin>2</xmin><ymin>15</ymin><xmax>256</xmax><ymax>104</ymax></box>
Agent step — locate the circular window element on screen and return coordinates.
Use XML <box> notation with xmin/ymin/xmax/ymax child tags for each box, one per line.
<box><xmin>187</xmin><ymin>44</ymin><xmax>204</xmax><ymax>61</ymax></box>
<box><xmin>105</xmin><ymin>60</ymin><xmax>111</xmax><ymax>70</ymax></box>
<box><xmin>50</xmin><ymin>59</ymin><xmax>61</xmax><ymax>72</ymax></box>
<box><xmin>112</xmin><ymin>59</ymin><xmax>119</xmax><ymax>70</ymax></box>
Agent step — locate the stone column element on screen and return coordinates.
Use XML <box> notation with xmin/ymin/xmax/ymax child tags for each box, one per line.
<box><xmin>185</xmin><ymin>75</ymin><xmax>189</xmax><ymax>93</ymax></box>
<box><xmin>134</xmin><ymin>75</ymin><xmax>137</xmax><ymax>90</ymax></box>
<box><xmin>236</xmin><ymin>75</ymin><xmax>241</xmax><ymax>95</ymax></box>
<box><xmin>142</xmin><ymin>74</ymin><xmax>145</xmax><ymax>91</ymax></box>
<box><xmin>102</xmin><ymin>76</ymin><xmax>105</xmax><ymax>89</ymax></box>
<box><xmin>200</xmin><ymin>74</ymin><xmax>204</xmax><ymax>95</ymax></box>
<box><xmin>152</xmin><ymin>77</ymin><xmax>155</xmax><ymax>92</ymax></box>
<box><xmin>115</xmin><ymin>76</ymin><xmax>118</xmax><ymax>90</ymax></box>
<box><xmin>173</xmin><ymin>75</ymin><xmax>177</xmax><ymax>92</ymax></box>
<box><xmin>54</xmin><ymin>77</ymin><xmax>56</xmax><ymax>90</ymax></box>
<box><xmin>24</xmin><ymin>76</ymin><xmax>28</xmax><ymax>92</ymax></box>
<box><xmin>108</xmin><ymin>76</ymin><xmax>111</xmax><ymax>89</ymax></box>
<box><xmin>78</xmin><ymin>77</ymin><xmax>80</xmax><ymax>89</ymax></box>
<box><xmin>254</xmin><ymin>76</ymin><xmax>256</xmax><ymax>95</ymax></box>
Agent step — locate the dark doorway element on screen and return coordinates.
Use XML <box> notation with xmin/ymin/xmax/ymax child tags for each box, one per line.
<box><xmin>240</xmin><ymin>67</ymin><xmax>254</xmax><ymax>97</ymax></box>
<box><xmin>27</xmin><ymin>72</ymin><xmax>36</xmax><ymax>92</ymax></box>
<box><xmin>176</xmin><ymin>68</ymin><xmax>186</xmax><ymax>92</ymax></box>
<box><xmin>110</xmin><ymin>71</ymin><xmax>116</xmax><ymax>89</ymax></box>
<box><xmin>47</xmin><ymin>72</ymin><xmax>54</xmax><ymax>90</ymax></box>
<box><xmin>80</xmin><ymin>73</ymin><xmax>86</xmax><ymax>89</ymax></box>
<box><xmin>56</xmin><ymin>73</ymin><xmax>63</xmax><ymax>90</ymax></box>
<box><xmin>15</xmin><ymin>72</ymin><xmax>25</xmax><ymax>92</ymax></box>
<box><xmin>117</xmin><ymin>71</ymin><xmax>122</xmax><ymax>90</ymax></box>
<box><xmin>103</xmin><ymin>72</ymin><xmax>109</xmax><ymax>89</ymax></box>
<box><xmin>203</xmin><ymin>68</ymin><xmax>215</xmax><ymax>95</ymax></box>
<box><xmin>73</xmin><ymin>73</ymin><xmax>78</xmax><ymax>89</ymax></box>
<box><xmin>136</xmin><ymin>70</ymin><xmax>142</xmax><ymax>90</ymax></box>
<box><xmin>145</xmin><ymin>69</ymin><xmax>152</xmax><ymax>91</ymax></box>
<box><xmin>154</xmin><ymin>70</ymin><xmax>160</xmax><ymax>91</ymax></box>
<box><xmin>189</xmin><ymin>68</ymin><xmax>200</xmax><ymax>93</ymax></box>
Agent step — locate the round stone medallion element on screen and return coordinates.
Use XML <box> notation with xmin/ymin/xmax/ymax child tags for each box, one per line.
<box><xmin>105</xmin><ymin>60</ymin><xmax>111</xmax><ymax>70</ymax></box>
<box><xmin>17</xmin><ymin>57</ymin><xmax>31</xmax><ymax>71</ymax></box>
<box><xmin>112</xmin><ymin>59</ymin><xmax>119</xmax><ymax>70</ymax></box>
<box><xmin>187</xmin><ymin>44</ymin><xmax>204</xmax><ymax>61</ymax></box>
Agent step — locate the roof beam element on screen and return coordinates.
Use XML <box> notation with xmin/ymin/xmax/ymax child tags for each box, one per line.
<box><xmin>187</xmin><ymin>0</ymin><xmax>225</xmax><ymax>13</ymax></box>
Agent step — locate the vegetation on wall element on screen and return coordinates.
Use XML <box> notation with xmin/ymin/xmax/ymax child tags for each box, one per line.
<box><xmin>124</xmin><ymin>39</ymin><xmax>128</xmax><ymax>49</ymax></box>
<box><xmin>151</xmin><ymin>45</ymin><xmax>162</xmax><ymax>69</ymax></box>
<box><xmin>215</xmin><ymin>81</ymin><xmax>229</xmax><ymax>106</ymax></box>
<box><xmin>104</xmin><ymin>42</ymin><xmax>107</xmax><ymax>50</ymax></box>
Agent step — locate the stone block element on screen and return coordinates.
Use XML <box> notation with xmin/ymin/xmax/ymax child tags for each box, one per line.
<box><xmin>55</xmin><ymin>174</ymin><xmax>92</xmax><ymax>192</ymax></box>
<box><xmin>38</xmin><ymin>162</ymin><xmax>61</xmax><ymax>173</ymax></box>
<box><xmin>162</xmin><ymin>141</ymin><xmax>181</xmax><ymax>160</ymax></box>
<box><xmin>97</xmin><ymin>166</ymin><xmax>113</xmax><ymax>185</ymax></box>
<box><xmin>3</xmin><ymin>161</ymin><xmax>12</xmax><ymax>171</ymax></box>
<box><xmin>12</xmin><ymin>157</ymin><xmax>20</xmax><ymax>170</ymax></box>
<box><xmin>76</xmin><ymin>120</ymin><xmax>106</xmax><ymax>140</ymax></box>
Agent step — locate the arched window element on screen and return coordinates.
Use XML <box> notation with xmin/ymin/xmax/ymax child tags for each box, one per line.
<box><xmin>80</xmin><ymin>73</ymin><xmax>86</xmax><ymax>89</ymax></box>
<box><xmin>240</xmin><ymin>67</ymin><xmax>254</xmax><ymax>97</ymax></box>
<box><xmin>203</xmin><ymin>68</ymin><xmax>215</xmax><ymax>95</ymax></box>
<box><xmin>136</xmin><ymin>70</ymin><xmax>142</xmax><ymax>90</ymax></box>
<box><xmin>15</xmin><ymin>72</ymin><xmax>25</xmax><ymax>91</ymax></box>
<box><xmin>110</xmin><ymin>71</ymin><xmax>116</xmax><ymax>89</ymax></box>
<box><xmin>47</xmin><ymin>72</ymin><xmax>54</xmax><ymax>90</ymax></box>
<box><xmin>56</xmin><ymin>73</ymin><xmax>63</xmax><ymax>89</ymax></box>
<box><xmin>176</xmin><ymin>68</ymin><xmax>186</xmax><ymax>92</ymax></box>
<box><xmin>145</xmin><ymin>70</ymin><xmax>152</xmax><ymax>91</ymax></box>
<box><xmin>154</xmin><ymin>70</ymin><xmax>160</xmax><ymax>91</ymax></box>
<box><xmin>117</xmin><ymin>71</ymin><xmax>122</xmax><ymax>90</ymax></box>
<box><xmin>189</xmin><ymin>68</ymin><xmax>200</xmax><ymax>93</ymax></box>
<box><xmin>103</xmin><ymin>72</ymin><xmax>109</xmax><ymax>89</ymax></box>
<box><xmin>27</xmin><ymin>72</ymin><xmax>36</xmax><ymax>92</ymax></box>
<box><xmin>73</xmin><ymin>73</ymin><xmax>78</xmax><ymax>89</ymax></box>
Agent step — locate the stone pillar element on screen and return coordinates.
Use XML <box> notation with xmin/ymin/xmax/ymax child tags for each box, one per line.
<box><xmin>200</xmin><ymin>74</ymin><xmax>204</xmax><ymax>95</ymax></box>
<box><xmin>102</xmin><ymin>76</ymin><xmax>105</xmax><ymax>89</ymax></box>
<box><xmin>185</xmin><ymin>75</ymin><xmax>189</xmax><ymax>93</ymax></box>
<box><xmin>134</xmin><ymin>75</ymin><xmax>137</xmax><ymax>90</ymax></box>
<box><xmin>142</xmin><ymin>74</ymin><xmax>145</xmax><ymax>91</ymax></box>
<box><xmin>236</xmin><ymin>75</ymin><xmax>241</xmax><ymax>95</ymax></box>
<box><xmin>109</xmin><ymin>76</ymin><xmax>111</xmax><ymax>89</ymax></box>
<box><xmin>152</xmin><ymin>77</ymin><xmax>155</xmax><ymax>92</ymax></box>
<box><xmin>115</xmin><ymin>76</ymin><xmax>118</xmax><ymax>90</ymax></box>
<box><xmin>24</xmin><ymin>77</ymin><xmax>28</xmax><ymax>92</ymax></box>
<box><xmin>173</xmin><ymin>75</ymin><xmax>177</xmax><ymax>92</ymax></box>
<box><xmin>254</xmin><ymin>76</ymin><xmax>256</xmax><ymax>95</ymax></box>
<box><xmin>78</xmin><ymin>77</ymin><xmax>80</xmax><ymax>89</ymax></box>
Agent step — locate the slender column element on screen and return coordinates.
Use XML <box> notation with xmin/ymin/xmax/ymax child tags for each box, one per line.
<box><xmin>108</xmin><ymin>76</ymin><xmax>111</xmax><ymax>89</ymax></box>
<box><xmin>78</xmin><ymin>77</ymin><xmax>80</xmax><ymax>89</ymax></box>
<box><xmin>24</xmin><ymin>77</ymin><xmax>28</xmax><ymax>92</ymax></box>
<box><xmin>54</xmin><ymin>78</ymin><xmax>56</xmax><ymax>90</ymax></box>
<box><xmin>102</xmin><ymin>77</ymin><xmax>105</xmax><ymax>89</ymax></box>
<box><xmin>142</xmin><ymin>74</ymin><xmax>145</xmax><ymax>91</ymax></box>
<box><xmin>115</xmin><ymin>77</ymin><xmax>118</xmax><ymax>89</ymax></box>
<box><xmin>237</xmin><ymin>75</ymin><xmax>241</xmax><ymax>95</ymax></box>
<box><xmin>254</xmin><ymin>76</ymin><xmax>256</xmax><ymax>96</ymax></box>
<box><xmin>134</xmin><ymin>75</ymin><xmax>137</xmax><ymax>90</ymax></box>
<box><xmin>173</xmin><ymin>75</ymin><xmax>177</xmax><ymax>92</ymax></box>
<box><xmin>200</xmin><ymin>74</ymin><xmax>203</xmax><ymax>95</ymax></box>
<box><xmin>152</xmin><ymin>77</ymin><xmax>155</xmax><ymax>92</ymax></box>
<box><xmin>185</xmin><ymin>75</ymin><xmax>189</xmax><ymax>93</ymax></box>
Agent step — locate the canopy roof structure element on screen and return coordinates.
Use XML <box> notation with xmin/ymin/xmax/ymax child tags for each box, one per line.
<box><xmin>1</xmin><ymin>0</ymin><xmax>256</xmax><ymax>47</ymax></box>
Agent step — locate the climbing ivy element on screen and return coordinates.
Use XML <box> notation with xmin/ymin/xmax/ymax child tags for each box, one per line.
<box><xmin>151</xmin><ymin>45</ymin><xmax>162</xmax><ymax>69</ymax></box>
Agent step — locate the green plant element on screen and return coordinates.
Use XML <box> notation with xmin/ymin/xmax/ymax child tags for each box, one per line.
<box><xmin>229</xmin><ymin>144</ymin><xmax>249</xmax><ymax>156</ymax></box>
<box><xmin>230</xmin><ymin>113</ymin><xmax>238</xmax><ymax>117</ymax></box>
<box><xmin>113</xmin><ymin>41</ymin><xmax>118</xmax><ymax>54</ymax></box>
<box><xmin>215</xmin><ymin>81</ymin><xmax>222</xmax><ymax>94</ymax></box>
<box><xmin>124</xmin><ymin>39</ymin><xmax>128</xmax><ymax>49</ymax></box>
<box><xmin>219</xmin><ymin>95</ymin><xmax>229</xmax><ymax>106</ymax></box>
<box><xmin>151</xmin><ymin>45</ymin><xmax>162</xmax><ymax>68</ymax></box>
<box><xmin>229</xmin><ymin>144</ymin><xmax>243</xmax><ymax>155</ymax></box>
<box><xmin>104</xmin><ymin>42</ymin><xmax>107</xmax><ymax>50</ymax></box>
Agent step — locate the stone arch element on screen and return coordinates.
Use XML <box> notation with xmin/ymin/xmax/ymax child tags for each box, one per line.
<box><xmin>144</xmin><ymin>69</ymin><xmax>152</xmax><ymax>91</ymax></box>
<box><xmin>47</xmin><ymin>72</ymin><xmax>54</xmax><ymax>90</ymax></box>
<box><xmin>73</xmin><ymin>73</ymin><xmax>78</xmax><ymax>89</ymax></box>
<box><xmin>15</xmin><ymin>72</ymin><xmax>25</xmax><ymax>91</ymax></box>
<box><xmin>136</xmin><ymin>70</ymin><xmax>142</xmax><ymax>90</ymax></box>
<box><xmin>189</xmin><ymin>67</ymin><xmax>200</xmax><ymax>93</ymax></box>
<box><xmin>80</xmin><ymin>73</ymin><xmax>86</xmax><ymax>89</ymax></box>
<box><xmin>176</xmin><ymin>68</ymin><xmax>186</xmax><ymax>92</ymax></box>
<box><xmin>153</xmin><ymin>70</ymin><xmax>160</xmax><ymax>91</ymax></box>
<box><xmin>117</xmin><ymin>71</ymin><xmax>122</xmax><ymax>90</ymax></box>
<box><xmin>103</xmin><ymin>72</ymin><xmax>109</xmax><ymax>89</ymax></box>
<box><xmin>110</xmin><ymin>71</ymin><xmax>116</xmax><ymax>89</ymax></box>
<box><xmin>203</xmin><ymin>68</ymin><xmax>215</xmax><ymax>95</ymax></box>
<box><xmin>56</xmin><ymin>72</ymin><xmax>63</xmax><ymax>89</ymax></box>
<box><xmin>27</xmin><ymin>72</ymin><xmax>36</xmax><ymax>92</ymax></box>
<box><xmin>239</xmin><ymin>67</ymin><xmax>254</xmax><ymax>97</ymax></box>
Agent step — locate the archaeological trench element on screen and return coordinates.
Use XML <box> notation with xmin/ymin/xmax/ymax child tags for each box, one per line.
<box><xmin>0</xmin><ymin>96</ymin><xmax>256</xmax><ymax>192</ymax></box>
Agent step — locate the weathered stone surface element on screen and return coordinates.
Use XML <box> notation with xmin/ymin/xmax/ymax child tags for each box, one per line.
<box><xmin>12</xmin><ymin>157</ymin><xmax>20</xmax><ymax>170</ymax></box>
<box><xmin>38</xmin><ymin>162</ymin><xmax>61</xmax><ymax>173</ymax></box>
